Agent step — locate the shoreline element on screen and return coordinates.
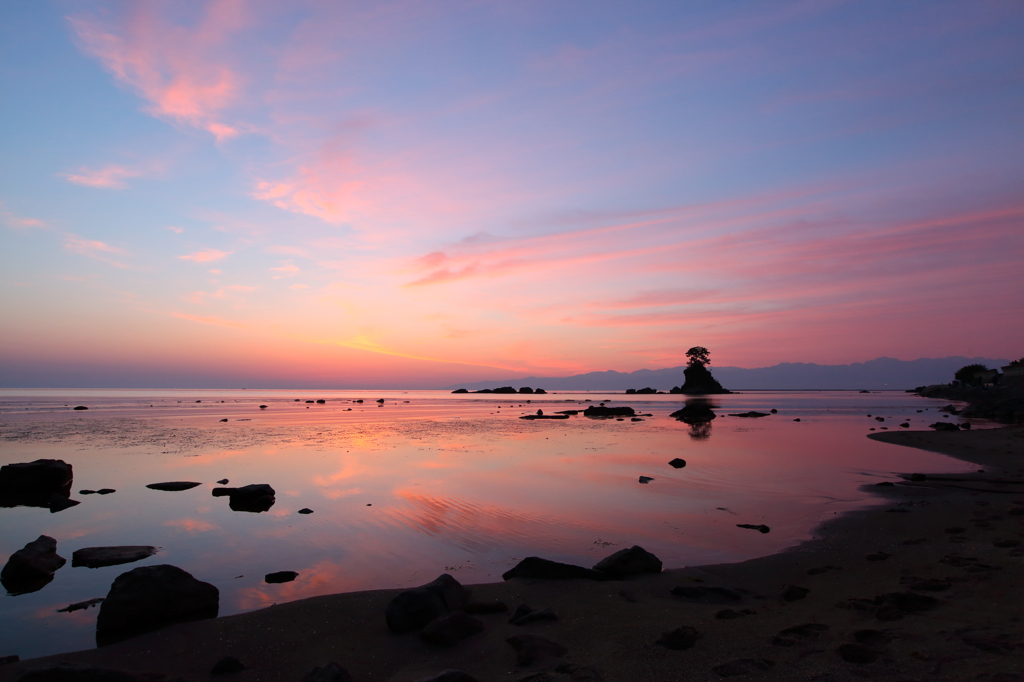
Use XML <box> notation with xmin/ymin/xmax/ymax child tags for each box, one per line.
<box><xmin>2</xmin><ymin>427</ymin><xmax>1021</xmax><ymax>682</ymax></box>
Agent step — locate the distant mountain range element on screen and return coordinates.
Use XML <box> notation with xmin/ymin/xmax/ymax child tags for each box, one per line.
<box><xmin>443</xmin><ymin>356</ymin><xmax>1011</xmax><ymax>391</ymax></box>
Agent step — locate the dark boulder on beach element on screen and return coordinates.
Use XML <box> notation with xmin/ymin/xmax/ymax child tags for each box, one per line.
<box><xmin>73</xmin><ymin>406</ymin><xmax>89</xmax><ymax>410</ymax></box>
<box><xmin>593</xmin><ymin>545</ymin><xmax>662</xmax><ymax>578</ymax></box>
<box><xmin>506</xmin><ymin>634</ymin><xmax>568</xmax><ymax>666</ymax></box>
<box><xmin>783</xmin><ymin>585</ymin><xmax>810</xmax><ymax>601</ymax></box>
<box><xmin>583</xmin><ymin>406</ymin><xmax>635</xmax><ymax>417</ymax></box>
<box><xmin>508</xmin><ymin>604</ymin><xmax>558</xmax><ymax>625</ymax></box>
<box><xmin>72</xmin><ymin>546</ymin><xmax>159</xmax><ymax>569</ymax></box>
<box><xmin>96</xmin><ymin>564</ymin><xmax>219</xmax><ymax>646</ymax></box>
<box><xmin>656</xmin><ymin>626</ymin><xmax>702</xmax><ymax>650</ymax></box>
<box><xmin>145</xmin><ymin>482</ymin><xmax>201</xmax><ymax>492</ymax></box>
<box><xmin>410</xmin><ymin>671</ymin><xmax>479</xmax><ymax>682</ymax></box>
<box><xmin>298</xmin><ymin>508</ymin><xmax>314</xmax><ymax>514</ymax></box>
<box><xmin>0</xmin><ymin>459</ymin><xmax>75</xmax><ymax>510</ymax></box>
<box><xmin>671</xmin><ymin>585</ymin><xmax>745</xmax><ymax>603</ymax></box>
<box><xmin>210</xmin><ymin>656</ymin><xmax>246</xmax><ymax>675</ymax></box>
<box><xmin>737</xmin><ymin>524</ymin><xmax>770</xmax><ymax>533</ymax></box>
<box><xmin>8</xmin><ymin>664</ymin><xmax>175</xmax><ymax>681</ymax></box>
<box><xmin>503</xmin><ymin>557</ymin><xmax>608</xmax><ymax>581</ymax></box>
<box><xmin>385</xmin><ymin>573</ymin><xmax>469</xmax><ymax>634</ymax></box>
<box><xmin>302</xmin><ymin>662</ymin><xmax>355</xmax><ymax>682</ymax></box>
<box><xmin>669</xmin><ymin>458</ymin><xmax>686</xmax><ymax>468</ymax></box>
<box><xmin>1</xmin><ymin>535</ymin><xmax>66</xmax><ymax>595</ymax></box>
<box><xmin>729</xmin><ymin>411</ymin><xmax>770</xmax><ymax>418</ymax></box>
<box><xmin>420</xmin><ymin>611</ymin><xmax>485</xmax><ymax>646</ymax></box>
<box><xmin>463</xmin><ymin>600</ymin><xmax>508</xmax><ymax>614</ymax></box>
<box><xmin>929</xmin><ymin>421</ymin><xmax>961</xmax><ymax>431</ymax></box>
<box><xmin>212</xmin><ymin>484</ymin><xmax>276</xmax><ymax>512</ymax></box>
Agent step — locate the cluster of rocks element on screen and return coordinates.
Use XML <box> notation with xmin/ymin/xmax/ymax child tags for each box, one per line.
<box><xmin>912</xmin><ymin>384</ymin><xmax>1023</xmax><ymax>423</ymax></box>
<box><xmin>452</xmin><ymin>387</ymin><xmax>547</xmax><ymax>394</ymax></box>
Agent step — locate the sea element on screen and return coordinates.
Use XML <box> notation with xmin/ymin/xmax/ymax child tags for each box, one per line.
<box><xmin>0</xmin><ymin>388</ymin><xmax>983</xmax><ymax>659</ymax></box>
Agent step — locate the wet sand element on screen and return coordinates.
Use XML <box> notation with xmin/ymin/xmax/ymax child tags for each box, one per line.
<box><xmin>2</xmin><ymin>427</ymin><xmax>1021</xmax><ymax>682</ymax></box>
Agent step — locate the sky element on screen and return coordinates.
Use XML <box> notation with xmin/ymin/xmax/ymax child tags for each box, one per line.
<box><xmin>1</xmin><ymin>1</ymin><xmax>1022</xmax><ymax>389</ymax></box>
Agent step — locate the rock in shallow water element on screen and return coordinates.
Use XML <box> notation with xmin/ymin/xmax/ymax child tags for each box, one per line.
<box><xmin>96</xmin><ymin>564</ymin><xmax>219</xmax><ymax>647</ymax></box>
<box><xmin>72</xmin><ymin>546</ymin><xmax>159</xmax><ymax>569</ymax></box>
<box><xmin>212</xmin><ymin>483</ymin><xmax>276</xmax><ymax>512</ymax></box>
<box><xmin>2</xmin><ymin>535</ymin><xmax>66</xmax><ymax>595</ymax></box>
<box><xmin>265</xmin><ymin>571</ymin><xmax>298</xmax><ymax>584</ymax></box>
<box><xmin>0</xmin><ymin>459</ymin><xmax>74</xmax><ymax>511</ymax></box>
<box><xmin>145</xmin><ymin>481</ymin><xmax>201</xmax><ymax>492</ymax></box>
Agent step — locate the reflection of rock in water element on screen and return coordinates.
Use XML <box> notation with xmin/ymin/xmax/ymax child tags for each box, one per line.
<box><xmin>689</xmin><ymin>422</ymin><xmax>712</xmax><ymax>440</ymax></box>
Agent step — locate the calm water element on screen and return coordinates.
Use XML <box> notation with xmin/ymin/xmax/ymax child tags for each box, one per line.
<box><xmin>0</xmin><ymin>389</ymin><xmax>980</xmax><ymax>659</ymax></box>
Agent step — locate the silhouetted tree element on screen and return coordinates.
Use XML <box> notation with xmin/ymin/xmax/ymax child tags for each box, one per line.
<box><xmin>686</xmin><ymin>346</ymin><xmax>711</xmax><ymax>367</ymax></box>
<box><xmin>954</xmin><ymin>364</ymin><xmax>987</xmax><ymax>385</ymax></box>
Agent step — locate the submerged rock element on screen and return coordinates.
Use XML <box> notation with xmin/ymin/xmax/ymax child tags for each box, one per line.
<box><xmin>72</xmin><ymin>546</ymin><xmax>159</xmax><ymax>569</ymax></box>
<box><xmin>736</xmin><ymin>524</ymin><xmax>770</xmax><ymax>533</ymax></box>
<box><xmin>2</xmin><ymin>535</ymin><xmax>66</xmax><ymax>595</ymax></box>
<box><xmin>96</xmin><ymin>564</ymin><xmax>219</xmax><ymax>646</ymax></box>
<box><xmin>57</xmin><ymin>597</ymin><xmax>105</xmax><ymax>613</ymax></box>
<box><xmin>385</xmin><ymin>574</ymin><xmax>469</xmax><ymax>633</ymax></box>
<box><xmin>728</xmin><ymin>411</ymin><xmax>771</xmax><ymax>418</ymax></box>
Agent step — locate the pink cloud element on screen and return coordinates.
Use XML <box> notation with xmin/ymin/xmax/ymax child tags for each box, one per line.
<box><xmin>68</xmin><ymin>1</ymin><xmax>251</xmax><ymax>140</ymax></box>
<box><xmin>172</xmin><ymin>312</ymin><xmax>248</xmax><ymax>328</ymax></box>
<box><xmin>63</xmin><ymin>234</ymin><xmax>131</xmax><ymax>268</ymax></box>
<box><xmin>179</xmin><ymin>249</ymin><xmax>232</xmax><ymax>262</ymax></box>
<box><xmin>63</xmin><ymin>164</ymin><xmax>141</xmax><ymax>189</ymax></box>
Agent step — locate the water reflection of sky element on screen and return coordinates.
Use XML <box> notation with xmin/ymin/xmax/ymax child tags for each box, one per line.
<box><xmin>0</xmin><ymin>390</ymin><xmax>979</xmax><ymax>659</ymax></box>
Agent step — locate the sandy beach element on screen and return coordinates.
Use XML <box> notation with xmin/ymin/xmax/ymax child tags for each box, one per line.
<box><xmin>1</xmin><ymin>425</ymin><xmax>1020</xmax><ymax>682</ymax></box>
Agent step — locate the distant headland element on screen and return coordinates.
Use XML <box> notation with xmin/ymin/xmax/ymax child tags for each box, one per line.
<box><xmin>443</xmin><ymin>355</ymin><xmax>1011</xmax><ymax>392</ymax></box>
